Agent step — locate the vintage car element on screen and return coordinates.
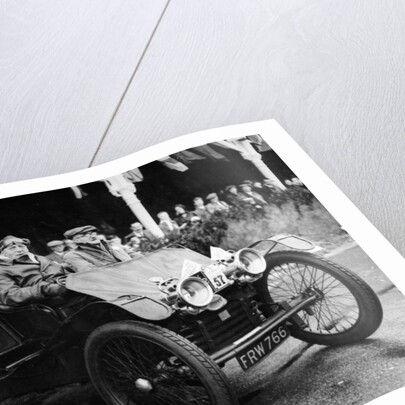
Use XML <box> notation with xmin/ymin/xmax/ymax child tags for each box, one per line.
<box><xmin>0</xmin><ymin>235</ymin><xmax>383</xmax><ymax>404</ymax></box>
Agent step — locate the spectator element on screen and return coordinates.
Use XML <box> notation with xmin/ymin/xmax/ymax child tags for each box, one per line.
<box><xmin>173</xmin><ymin>204</ymin><xmax>192</xmax><ymax>229</ymax></box>
<box><xmin>124</xmin><ymin>222</ymin><xmax>155</xmax><ymax>244</ymax></box>
<box><xmin>64</xmin><ymin>225</ymin><xmax>131</xmax><ymax>272</ymax></box>
<box><xmin>223</xmin><ymin>185</ymin><xmax>255</xmax><ymax>208</ymax></box>
<box><xmin>46</xmin><ymin>240</ymin><xmax>66</xmax><ymax>264</ymax></box>
<box><xmin>157</xmin><ymin>212</ymin><xmax>180</xmax><ymax>241</ymax></box>
<box><xmin>189</xmin><ymin>215</ymin><xmax>203</xmax><ymax>229</ymax></box>
<box><xmin>192</xmin><ymin>197</ymin><xmax>209</xmax><ymax>220</ymax></box>
<box><xmin>284</xmin><ymin>178</ymin><xmax>313</xmax><ymax>209</ymax></box>
<box><xmin>0</xmin><ymin>236</ymin><xmax>68</xmax><ymax>306</ymax></box>
<box><xmin>205</xmin><ymin>193</ymin><xmax>230</xmax><ymax>215</ymax></box>
<box><xmin>262</xmin><ymin>179</ymin><xmax>286</xmax><ymax>205</ymax></box>
<box><xmin>239</xmin><ymin>184</ymin><xmax>268</xmax><ymax>207</ymax></box>
<box><xmin>291</xmin><ymin>177</ymin><xmax>304</xmax><ymax>186</ymax></box>
<box><xmin>125</xmin><ymin>236</ymin><xmax>143</xmax><ymax>256</ymax></box>
<box><xmin>252</xmin><ymin>181</ymin><xmax>267</xmax><ymax>198</ymax></box>
<box><xmin>107</xmin><ymin>235</ymin><xmax>142</xmax><ymax>259</ymax></box>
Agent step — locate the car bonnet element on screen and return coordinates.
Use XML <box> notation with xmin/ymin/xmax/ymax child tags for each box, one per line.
<box><xmin>64</xmin><ymin>247</ymin><xmax>213</xmax><ymax>303</ymax></box>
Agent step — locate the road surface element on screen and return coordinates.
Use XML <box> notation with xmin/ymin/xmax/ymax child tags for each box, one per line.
<box><xmin>228</xmin><ymin>245</ymin><xmax>405</xmax><ymax>405</ymax></box>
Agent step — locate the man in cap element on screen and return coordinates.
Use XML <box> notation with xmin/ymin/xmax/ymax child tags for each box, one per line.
<box><xmin>191</xmin><ymin>197</ymin><xmax>209</xmax><ymax>221</ymax></box>
<box><xmin>64</xmin><ymin>225</ymin><xmax>132</xmax><ymax>272</ymax></box>
<box><xmin>239</xmin><ymin>184</ymin><xmax>268</xmax><ymax>207</ymax></box>
<box><xmin>0</xmin><ymin>236</ymin><xmax>67</xmax><ymax>306</ymax></box>
<box><xmin>46</xmin><ymin>240</ymin><xmax>66</xmax><ymax>264</ymax></box>
<box><xmin>223</xmin><ymin>185</ymin><xmax>254</xmax><ymax>208</ymax></box>
<box><xmin>124</xmin><ymin>222</ymin><xmax>155</xmax><ymax>244</ymax></box>
<box><xmin>157</xmin><ymin>211</ymin><xmax>180</xmax><ymax>241</ymax></box>
<box><xmin>205</xmin><ymin>193</ymin><xmax>230</xmax><ymax>215</ymax></box>
<box><xmin>173</xmin><ymin>204</ymin><xmax>192</xmax><ymax>229</ymax></box>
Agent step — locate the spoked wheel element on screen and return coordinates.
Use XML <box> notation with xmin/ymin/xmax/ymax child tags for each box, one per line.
<box><xmin>85</xmin><ymin>321</ymin><xmax>237</xmax><ymax>405</ymax></box>
<box><xmin>257</xmin><ymin>251</ymin><xmax>383</xmax><ymax>345</ymax></box>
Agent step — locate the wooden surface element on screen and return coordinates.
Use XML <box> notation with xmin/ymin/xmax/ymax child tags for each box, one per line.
<box><xmin>1</xmin><ymin>0</ymin><xmax>405</xmax><ymax>255</ymax></box>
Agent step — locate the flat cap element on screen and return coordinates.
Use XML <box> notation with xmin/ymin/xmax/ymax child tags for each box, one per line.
<box><xmin>224</xmin><ymin>185</ymin><xmax>236</xmax><ymax>192</ymax></box>
<box><xmin>0</xmin><ymin>236</ymin><xmax>30</xmax><ymax>252</ymax></box>
<box><xmin>206</xmin><ymin>193</ymin><xmax>217</xmax><ymax>200</ymax></box>
<box><xmin>64</xmin><ymin>225</ymin><xmax>97</xmax><ymax>239</ymax></box>
<box><xmin>47</xmin><ymin>240</ymin><xmax>64</xmax><ymax>247</ymax></box>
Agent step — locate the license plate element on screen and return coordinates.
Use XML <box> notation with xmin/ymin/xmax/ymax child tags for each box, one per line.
<box><xmin>236</xmin><ymin>325</ymin><xmax>290</xmax><ymax>371</ymax></box>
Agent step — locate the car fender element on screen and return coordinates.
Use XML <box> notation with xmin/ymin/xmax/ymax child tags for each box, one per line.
<box><xmin>248</xmin><ymin>234</ymin><xmax>322</xmax><ymax>255</ymax></box>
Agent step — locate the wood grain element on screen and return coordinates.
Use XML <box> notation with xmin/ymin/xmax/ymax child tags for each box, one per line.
<box><xmin>0</xmin><ymin>0</ymin><xmax>167</xmax><ymax>182</ymax></box>
<box><xmin>93</xmin><ymin>0</ymin><xmax>405</xmax><ymax>255</ymax></box>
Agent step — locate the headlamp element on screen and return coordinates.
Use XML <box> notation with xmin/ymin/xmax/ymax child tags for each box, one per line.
<box><xmin>233</xmin><ymin>248</ymin><xmax>266</xmax><ymax>275</ymax></box>
<box><xmin>177</xmin><ymin>277</ymin><xmax>214</xmax><ymax>307</ymax></box>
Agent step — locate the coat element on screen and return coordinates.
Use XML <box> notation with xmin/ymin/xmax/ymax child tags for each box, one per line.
<box><xmin>159</xmin><ymin>220</ymin><xmax>180</xmax><ymax>241</ymax></box>
<box><xmin>0</xmin><ymin>255</ymin><xmax>65</xmax><ymax>306</ymax></box>
<box><xmin>46</xmin><ymin>251</ymin><xmax>66</xmax><ymax>264</ymax></box>
<box><xmin>64</xmin><ymin>242</ymin><xmax>131</xmax><ymax>272</ymax></box>
<box><xmin>206</xmin><ymin>200</ymin><xmax>230</xmax><ymax>215</ymax></box>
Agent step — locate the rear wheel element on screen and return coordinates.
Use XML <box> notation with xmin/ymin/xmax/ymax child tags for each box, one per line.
<box><xmin>257</xmin><ymin>251</ymin><xmax>383</xmax><ymax>345</ymax></box>
<box><xmin>85</xmin><ymin>321</ymin><xmax>237</xmax><ymax>405</ymax></box>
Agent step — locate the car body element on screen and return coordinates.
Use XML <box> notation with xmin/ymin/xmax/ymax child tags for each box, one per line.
<box><xmin>0</xmin><ymin>235</ymin><xmax>383</xmax><ymax>404</ymax></box>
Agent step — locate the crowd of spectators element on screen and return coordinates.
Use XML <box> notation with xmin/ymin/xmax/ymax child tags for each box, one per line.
<box><xmin>42</xmin><ymin>176</ymin><xmax>313</xmax><ymax>260</ymax></box>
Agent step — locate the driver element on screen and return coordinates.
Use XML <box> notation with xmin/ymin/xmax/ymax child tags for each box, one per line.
<box><xmin>0</xmin><ymin>236</ymin><xmax>68</xmax><ymax>306</ymax></box>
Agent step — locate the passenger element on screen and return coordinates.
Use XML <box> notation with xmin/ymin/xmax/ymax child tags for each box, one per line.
<box><xmin>64</xmin><ymin>225</ymin><xmax>131</xmax><ymax>272</ymax></box>
<box><xmin>46</xmin><ymin>240</ymin><xmax>66</xmax><ymax>264</ymax></box>
<box><xmin>0</xmin><ymin>236</ymin><xmax>68</xmax><ymax>306</ymax></box>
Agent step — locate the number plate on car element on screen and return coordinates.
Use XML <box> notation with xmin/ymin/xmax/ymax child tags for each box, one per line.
<box><xmin>236</xmin><ymin>325</ymin><xmax>290</xmax><ymax>371</ymax></box>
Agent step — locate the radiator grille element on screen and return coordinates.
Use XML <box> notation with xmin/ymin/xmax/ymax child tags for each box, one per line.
<box><xmin>179</xmin><ymin>299</ymin><xmax>263</xmax><ymax>354</ymax></box>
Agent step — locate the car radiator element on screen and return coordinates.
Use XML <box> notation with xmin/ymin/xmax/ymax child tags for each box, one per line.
<box><xmin>179</xmin><ymin>298</ymin><xmax>265</xmax><ymax>354</ymax></box>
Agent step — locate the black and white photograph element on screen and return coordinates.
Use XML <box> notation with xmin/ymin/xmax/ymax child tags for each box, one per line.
<box><xmin>0</xmin><ymin>133</ymin><xmax>404</xmax><ymax>405</ymax></box>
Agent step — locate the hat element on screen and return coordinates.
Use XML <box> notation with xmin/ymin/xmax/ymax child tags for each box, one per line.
<box><xmin>64</xmin><ymin>225</ymin><xmax>98</xmax><ymax>239</ymax></box>
<box><xmin>47</xmin><ymin>240</ymin><xmax>64</xmax><ymax>247</ymax></box>
<box><xmin>0</xmin><ymin>236</ymin><xmax>30</xmax><ymax>252</ymax></box>
<box><xmin>263</xmin><ymin>179</ymin><xmax>274</xmax><ymax>184</ymax></box>
<box><xmin>224</xmin><ymin>185</ymin><xmax>236</xmax><ymax>192</ymax></box>
<box><xmin>241</xmin><ymin>180</ymin><xmax>253</xmax><ymax>186</ymax></box>
<box><xmin>174</xmin><ymin>204</ymin><xmax>185</xmax><ymax>210</ymax></box>
<box><xmin>190</xmin><ymin>216</ymin><xmax>202</xmax><ymax>223</ymax></box>
<box><xmin>206</xmin><ymin>193</ymin><xmax>217</xmax><ymax>200</ymax></box>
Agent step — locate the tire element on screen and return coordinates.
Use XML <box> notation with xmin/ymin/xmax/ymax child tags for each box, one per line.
<box><xmin>84</xmin><ymin>321</ymin><xmax>237</xmax><ymax>405</ymax></box>
<box><xmin>256</xmin><ymin>251</ymin><xmax>383</xmax><ymax>345</ymax></box>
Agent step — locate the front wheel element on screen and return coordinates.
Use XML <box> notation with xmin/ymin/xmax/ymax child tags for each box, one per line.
<box><xmin>256</xmin><ymin>251</ymin><xmax>383</xmax><ymax>345</ymax></box>
<box><xmin>85</xmin><ymin>321</ymin><xmax>237</xmax><ymax>405</ymax></box>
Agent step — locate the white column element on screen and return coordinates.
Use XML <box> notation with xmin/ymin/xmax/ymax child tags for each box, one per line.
<box><xmin>104</xmin><ymin>174</ymin><xmax>164</xmax><ymax>239</ymax></box>
<box><xmin>235</xmin><ymin>140</ymin><xmax>286</xmax><ymax>190</ymax></box>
